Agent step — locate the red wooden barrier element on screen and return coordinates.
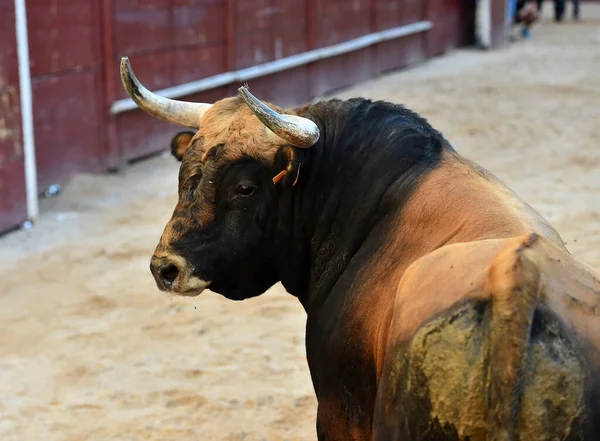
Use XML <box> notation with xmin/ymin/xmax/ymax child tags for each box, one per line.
<box><xmin>1</xmin><ymin>0</ymin><xmax>477</xmax><ymax>233</ymax></box>
<box><xmin>0</xmin><ymin>1</ymin><xmax>28</xmax><ymax>233</ymax></box>
<box><xmin>26</xmin><ymin>0</ymin><xmax>106</xmax><ymax>192</ymax></box>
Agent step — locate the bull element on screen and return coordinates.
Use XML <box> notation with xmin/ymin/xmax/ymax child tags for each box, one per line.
<box><xmin>120</xmin><ymin>57</ymin><xmax>600</xmax><ymax>441</ymax></box>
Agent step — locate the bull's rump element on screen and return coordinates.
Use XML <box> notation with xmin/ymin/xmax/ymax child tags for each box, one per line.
<box><xmin>373</xmin><ymin>234</ymin><xmax>600</xmax><ymax>441</ymax></box>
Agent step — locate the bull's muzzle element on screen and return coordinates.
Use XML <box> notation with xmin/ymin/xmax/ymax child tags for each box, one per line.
<box><xmin>150</xmin><ymin>253</ymin><xmax>210</xmax><ymax>296</ymax></box>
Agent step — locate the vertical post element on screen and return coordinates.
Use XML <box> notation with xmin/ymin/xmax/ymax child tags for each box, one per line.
<box><xmin>14</xmin><ymin>0</ymin><xmax>38</xmax><ymax>222</ymax></box>
<box><xmin>101</xmin><ymin>0</ymin><xmax>120</xmax><ymax>170</ymax></box>
<box><xmin>476</xmin><ymin>0</ymin><xmax>492</xmax><ymax>49</ymax></box>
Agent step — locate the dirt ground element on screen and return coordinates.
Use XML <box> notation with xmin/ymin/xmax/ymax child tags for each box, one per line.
<box><xmin>1</xmin><ymin>6</ymin><xmax>599</xmax><ymax>441</ymax></box>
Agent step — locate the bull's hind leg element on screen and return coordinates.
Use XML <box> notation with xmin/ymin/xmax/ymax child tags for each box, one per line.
<box><xmin>485</xmin><ymin>233</ymin><xmax>544</xmax><ymax>441</ymax></box>
<box><xmin>373</xmin><ymin>233</ymin><xmax>597</xmax><ymax>441</ymax></box>
<box><xmin>487</xmin><ymin>234</ymin><xmax>594</xmax><ymax>441</ymax></box>
<box><xmin>479</xmin><ymin>233</ymin><xmax>589</xmax><ymax>441</ymax></box>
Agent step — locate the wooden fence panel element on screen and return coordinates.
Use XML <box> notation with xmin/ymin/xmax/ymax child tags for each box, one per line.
<box><xmin>113</xmin><ymin>0</ymin><xmax>227</xmax><ymax>160</ymax></box>
<box><xmin>111</xmin><ymin>0</ymin><xmax>471</xmax><ymax>162</ymax></box>
<box><xmin>0</xmin><ymin>1</ymin><xmax>28</xmax><ymax>232</ymax></box>
<box><xmin>491</xmin><ymin>0</ymin><xmax>508</xmax><ymax>48</ymax></box>
<box><xmin>309</xmin><ymin>0</ymin><xmax>373</xmax><ymax>97</ymax></box>
<box><xmin>27</xmin><ymin>0</ymin><xmax>105</xmax><ymax>192</ymax></box>
<box><xmin>426</xmin><ymin>0</ymin><xmax>475</xmax><ymax>55</ymax></box>
<box><xmin>373</xmin><ymin>0</ymin><xmax>427</xmax><ymax>74</ymax></box>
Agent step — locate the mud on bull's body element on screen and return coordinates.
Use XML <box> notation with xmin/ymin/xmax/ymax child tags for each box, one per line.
<box><xmin>120</xmin><ymin>57</ymin><xmax>600</xmax><ymax>441</ymax></box>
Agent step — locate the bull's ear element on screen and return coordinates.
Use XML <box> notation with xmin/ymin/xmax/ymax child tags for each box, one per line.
<box><xmin>170</xmin><ymin>131</ymin><xmax>195</xmax><ymax>161</ymax></box>
<box><xmin>272</xmin><ymin>146</ymin><xmax>302</xmax><ymax>187</ymax></box>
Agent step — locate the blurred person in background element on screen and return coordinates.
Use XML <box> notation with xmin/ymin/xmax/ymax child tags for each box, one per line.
<box><xmin>509</xmin><ymin>0</ymin><xmax>539</xmax><ymax>39</ymax></box>
<box><xmin>537</xmin><ymin>0</ymin><xmax>581</xmax><ymax>21</ymax></box>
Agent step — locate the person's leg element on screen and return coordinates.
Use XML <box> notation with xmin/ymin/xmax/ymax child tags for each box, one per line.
<box><xmin>555</xmin><ymin>0</ymin><xmax>566</xmax><ymax>21</ymax></box>
<box><xmin>517</xmin><ymin>2</ymin><xmax>537</xmax><ymax>38</ymax></box>
<box><xmin>572</xmin><ymin>0</ymin><xmax>580</xmax><ymax>20</ymax></box>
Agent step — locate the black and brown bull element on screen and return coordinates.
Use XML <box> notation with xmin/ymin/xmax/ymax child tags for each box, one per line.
<box><xmin>120</xmin><ymin>57</ymin><xmax>600</xmax><ymax>440</ymax></box>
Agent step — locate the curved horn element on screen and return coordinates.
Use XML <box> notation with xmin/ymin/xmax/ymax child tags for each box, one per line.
<box><xmin>120</xmin><ymin>57</ymin><xmax>211</xmax><ymax>129</ymax></box>
<box><xmin>237</xmin><ymin>86</ymin><xmax>320</xmax><ymax>148</ymax></box>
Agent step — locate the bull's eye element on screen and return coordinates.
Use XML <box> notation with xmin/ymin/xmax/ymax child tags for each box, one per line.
<box><xmin>236</xmin><ymin>184</ymin><xmax>256</xmax><ymax>197</ymax></box>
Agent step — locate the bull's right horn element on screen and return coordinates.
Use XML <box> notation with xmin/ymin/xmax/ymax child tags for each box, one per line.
<box><xmin>237</xmin><ymin>86</ymin><xmax>320</xmax><ymax>148</ymax></box>
<box><xmin>120</xmin><ymin>57</ymin><xmax>211</xmax><ymax>129</ymax></box>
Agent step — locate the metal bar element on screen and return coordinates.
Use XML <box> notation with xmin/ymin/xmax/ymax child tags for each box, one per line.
<box><xmin>14</xmin><ymin>0</ymin><xmax>39</xmax><ymax>222</ymax></box>
<box><xmin>111</xmin><ymin>20</ymin><xmax>432</xmax><ymax>114</ymax></box>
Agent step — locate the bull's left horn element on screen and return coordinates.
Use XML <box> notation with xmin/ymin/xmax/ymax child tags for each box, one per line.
<box><xmin>238</xmin><ymin>86</ymin><xmax>320</xmax><ymax>148</ymax></box>
<box><xmin>120</xmin><ymin>57</ymin><xmax>211</xmax><ymax>129</ymax></box>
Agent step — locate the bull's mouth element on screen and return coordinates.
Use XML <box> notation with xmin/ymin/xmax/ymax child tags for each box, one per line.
<box><xmin>174</xmin><ymin>279</ymin><xmax>211</xmax><ymax>297</ymax></box>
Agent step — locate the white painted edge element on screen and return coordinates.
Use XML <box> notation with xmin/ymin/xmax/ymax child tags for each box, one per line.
<box><xmin>14</xmin><ymin>0</ymin><xmax>39</xmax><ymax>222</ymax></box>
<box><xmin>476</xmin><ymin>0</ymin><xmax>492</xmax><ymax>49</ymax></box>
<box><xmin>111</xmin><ymin>20</ymin><xmax>433</xmax><ymax>114</ymax></box>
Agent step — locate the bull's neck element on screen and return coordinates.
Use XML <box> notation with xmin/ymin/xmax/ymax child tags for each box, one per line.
<box><xmin>269</xmin><ymin>99</ymin><xmax>447</xmax><ymax>311</ymax></box>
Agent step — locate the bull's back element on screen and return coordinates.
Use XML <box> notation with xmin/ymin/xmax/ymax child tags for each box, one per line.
<box><xmin>373</xmin><ymin>234</ymin><xmax>600</xmax><ymax>441</ymax></box>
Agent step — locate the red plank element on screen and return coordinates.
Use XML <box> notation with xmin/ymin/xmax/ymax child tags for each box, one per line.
<box><xmin>116</xmin><ymin>86</ymin><xmax>231</xmax><ymax>162</ymax></box>
<box><xmin>171</xmin><ymin>43</ymin><xmax>227</xmax><ymax>85</ymax></box>
<box><xmin>444</xmin><ymin>0</ymin><xmax>463</xmax><ymax>51</ymax></box>
<box><xmin>233</xmin><ymin>30</ymin><xmax>275</xmax><ymax>69</ymax></box>
<box><xmin>27</xmin><ymin>0</ymin><xmax>102</xmax><ymax>77</ymax></box>
<box><xmin>0</xmin><ymin>85</ymin><xmax>27</xmax><ymax>233</ymax></box>
<box><xmin>426</xmin><ymin>0</ymin><xmax>460</xmax><ymax>56</ymax></box>
<box><xmin>375</xmin><ymin>33</ymin><xmax>426</xmax><ymax>73</ymax></box>
<box><xmin>374</xmin><ymin>0</ymin><xmax>402</xmax><ymax>30</ymax></box>
<box><xmin>316</xmin><ymin>0</ymin><xmax>371</xmax><ymax>46</ymax></box>
<box><xmin>172</xmin><ymin>2</ymin><xmax>227</xmax><ymax>46</ymax></box>
<box><xmin>32</xmin><ymin>71</ymin><xmax>105</xmax><ymax>191</ymax></box>
<box><xmin>113</xmin><ymin>44</ymin><xmax>227</xmax><ymax>100</ymax></box>
<box><xmin>114</xmin><ymin>1</ymin><xmax>172</xmax><ymax>55</ymax></box>
<box><xmin>235</xmin><ymin>0</ymin><xmax>307</xmax><ymax>33</ymax></box>
<box><xmin>172</xmin><ymin>0</ymin><xmax>224</xmax><ymax>5</ymax></box>
<box><xmin>235</xmin><ymin>0</ymin><xmax>273</xmax><ymax>33</ymax></box>
<box><xmin>113</xmin><ymin>52</ymin><xmax>173</xmax><ymax>100</ymax></box>
<box><xmin>116</xmin><ymin>111</ymin><xmax>177</xmax><ymax>163</ymax></box>
<box><xmin>271</xmin><ymin>0</ymin><xmax>308</xmax><ymax>26</ymax></box>
<box><xmin>403</xmin><ymin>0</ymin><xmax>425</xmax><ymax>24</ymax></box>
<box><xmin>0</xmin><ymin>137</ymin><xmax>28</xmax><ymax>233</ymax></box>
<box><xmin>270</xmin><ymin>66</ymin><xmax>310</xmax><ymax>108</ymax></box>
<box><xmin>244</xmin><ymin>66</ymin><xmax>310</xmax><ymax>108</ymax></box>
<box><xmin>0</xmin><ymin>1</ymin><xmax>27</xmax><ymax>232</ymax></box>
<box><xmin>0</xmin><ymin>3</ymin><xmax>21</xmax><ymax>89</ymax></box>
<box><xmin>312</xmin><ymin>47</ymin><xmax>373</xmax><ymax>97</ymax></box>
<box><xmin>272</xmin><ymin>25</ymin><xmax>308</xmax><ymax>59</ymax></box>
<box><xmin>0</xmin><ymin>0</ymin><xmax>20</xmax><ymax>90</ymax></box>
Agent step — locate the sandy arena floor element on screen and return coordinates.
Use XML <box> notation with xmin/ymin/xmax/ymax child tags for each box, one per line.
<box><xmin>1</xmin><ymin>6</ymin><xmax>599</xmax><ymax>441</ymax></box>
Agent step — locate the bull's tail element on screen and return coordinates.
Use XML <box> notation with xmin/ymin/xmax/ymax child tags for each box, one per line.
<box><xmin>486</xmin><ymin>233</ymin><xmax>542</xmax><ymax>441</ymax></box>
<box><xmin>485</xmin><ymin>232</ymin><xmax>596</xmax><ymax>441</ymax></box>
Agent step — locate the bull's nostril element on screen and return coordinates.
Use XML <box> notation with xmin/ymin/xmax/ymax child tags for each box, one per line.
<box><xmin>160</xmin><ymin>264</ymin><xmax>180</xmax><ymax>286</ymax></box>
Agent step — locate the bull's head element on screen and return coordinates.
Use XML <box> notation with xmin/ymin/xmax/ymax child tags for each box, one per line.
<box><xmin>120</xmin><ymin>58</ymin><xmax>320</xmax><ymax>300</ymax></box>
